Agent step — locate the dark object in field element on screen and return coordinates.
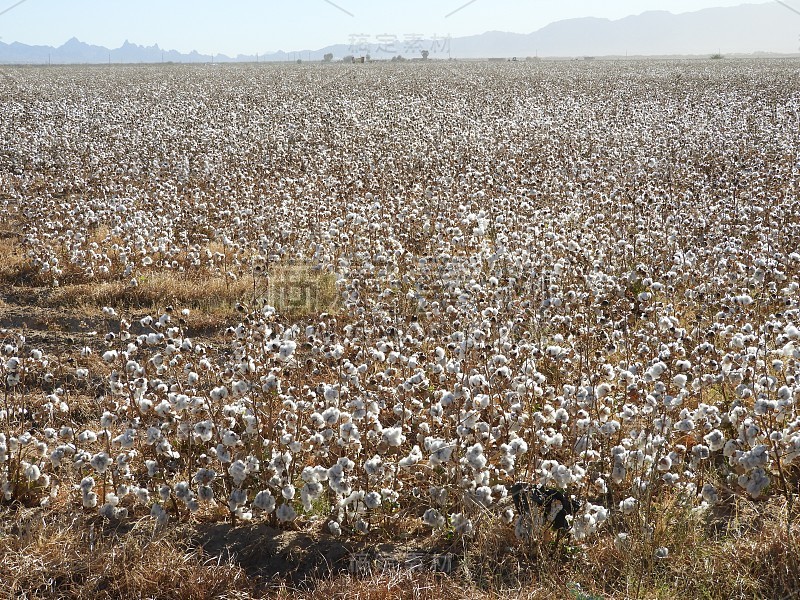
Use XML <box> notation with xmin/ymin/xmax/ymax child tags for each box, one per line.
<box><xmin>510</xmin><ymin>483</ymin><xmax>580</xmax><ymax>531</ymax></box>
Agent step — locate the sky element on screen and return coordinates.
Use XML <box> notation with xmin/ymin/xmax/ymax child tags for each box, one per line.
<box><xmin>0</xmin><ymin>0</ymin><xmax>782</xmax><ymax>55</ymax></box>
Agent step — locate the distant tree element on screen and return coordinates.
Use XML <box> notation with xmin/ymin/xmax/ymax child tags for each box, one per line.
<box><xmin>343</xmin><ymin>55</ymin><xmax>354</xmax><ymax>63</ymax></box>
<box><xmin>323</xmin><ymin>53</ymin><xmax>334</xmax><ymax>62</ymax></box>
<box><xmin>421</xmin><ymin>50</ymin><xmax>429</xmax><ymax>60</ymax></box>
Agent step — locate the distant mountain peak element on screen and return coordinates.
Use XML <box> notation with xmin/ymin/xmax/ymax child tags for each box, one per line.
<box><xmin>1</xmin><ymin>3</ymin><xmax>796</xmax><ymax>64</ymax></box>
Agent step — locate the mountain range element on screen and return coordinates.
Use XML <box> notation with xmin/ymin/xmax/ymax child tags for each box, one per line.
<box><xmin>0</xmin><ymin>3</ymin><xmax>797</xmax><ymax>64</ymax></box>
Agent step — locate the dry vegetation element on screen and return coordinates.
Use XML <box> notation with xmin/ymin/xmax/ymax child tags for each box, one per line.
<box><xmin>1</xmin><ymin>59</ymin><xmax>800</xmax><ymax>598</ymax></box>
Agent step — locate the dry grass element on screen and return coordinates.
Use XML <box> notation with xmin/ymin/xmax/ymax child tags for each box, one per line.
<box><xmin>280</xmin><ymin>571</ymin><xmax>484</xmax><ymax>600</ymax></box>
<box><xmin>266</xmin><ymin>263</ymin><xmax>341</xmax><ymax>317</ymax></box>
<box><xmin>0</xmin><ymin>509</ymin><xmax>255</xmax><ymax>599</ymax></box>
<box><xmin>1</xmin><ymin>470</ymin><xmax>798</xmax><ymax>599</ymax></box>
<box><xmin>45</xmin><ymin>272</ymin><xmax>254</xmax><ymax>313</ymax></box>
<box><xmin>0</xmin><ymin>247</ymin><xmax>38</xmax><ymax>287</ymax></box>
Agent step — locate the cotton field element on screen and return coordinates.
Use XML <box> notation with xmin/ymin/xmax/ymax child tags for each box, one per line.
<box><xmin>1</xmin><ymin>59</ymin><xmax>799</xmax><ymax>598</ymax></box>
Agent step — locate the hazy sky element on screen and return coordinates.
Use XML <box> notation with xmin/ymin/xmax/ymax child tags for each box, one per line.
<box><xmin>0</xmin><ymin>0</ymin><xmax>782</xmax><ymax>55</ymax></box>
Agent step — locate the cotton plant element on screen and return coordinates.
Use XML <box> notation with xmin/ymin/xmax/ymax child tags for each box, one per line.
<box><xmin>2</xmin><ymin>61</ymin><xmax>800</xmax><ymax>557</ymax></box>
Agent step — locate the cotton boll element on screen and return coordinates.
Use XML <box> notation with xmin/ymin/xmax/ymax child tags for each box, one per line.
<box><xmin>282</xmin><ymin>484</ymin><xmax>296</xmax><ymax>500</ymax></box>
<box><xmin>382</xmin><ymin>426</ymin><xmax>405</xmax><ymax>447</ymax></box>
<box><xmin>276</xmin><ymin>503</ymin><xmax>297</xmax><ymax>522</ymax></box>
<box><xmin>704</xmin><ymin>429</ymin><xmax>725</xmax><ymax>452</ymax></box>
<box><xmin>328</xmin><ymin>520</ymin><xmax>341</xmax><ymax>536</ymax></box>
<box><xmin>450</xmin><ymin>512</ymin><xmax>473</xmax><ymax>535</ymax></box>
<box><xmin>82</xmin><ymin>491</ymin><xmax>98</xmax><ymax>509</ymax></box>
<box><xmin>475</xmin><ymin>486</ymin><xmax>493</xmax><ymax>506</ymax></box>
<box><xmin>89</xmin><ymin>452</ymin><xmax>113</xmax><ymax>474</ymax></box>
<box><xmin>423</xmin><ymin>508</ymin><xmax>446</xmax><ymax>528</ymax></box>
<box><xmin>399</xmin><ymin>445</ymin><xmax>423</xmax><ymax>467</ymax></box>
<box><xmin>619</xmin><ymin>497</ymin><xmax>638</xmax><ymax>515</ymax></box>
<box><xmin>23</xmin><ymin>463</ymin><xmax>41</xmax><ymax>482</ymax></box>
<box><xmin>464</xmin><ymin>443</ymin><xmax>487</xmax><ymax>470</ymax></box>
<box><xmin>701</xmin><ymin>483</ymin><xmax>718</xmax><ymax>504</ymax></box>
<box><xmin>364</xmin><ymin>491</ymin><xmax>382</xmax><ymax>509</ymax></box>
<box><xmin>228</xmin><ymin>460</ymin><xmax>247</xmax><ymax>484</ymax></box>
<box><xmin>253</xmin><ymin>490</ymin><xmax>276</xmax><ymax>512</ymax></box>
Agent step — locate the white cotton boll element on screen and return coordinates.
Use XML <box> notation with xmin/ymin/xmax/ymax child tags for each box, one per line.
<box><xmin>704</xmin><ymin>429</ymin><xmax>725</xmax><ymax>452</ymax></box>
<box><xmin>450</xmin><ymin>513</ymin><xmax>473</xmax><ymax>535</ymax></box>
<box><xmin>701</xmin><ymin>483</ymin><xmax>718</xmax><ymax>504</ymax></box>
<box><xmin>382</xmin><ymin>427</ymin><xmax>405</xmax><ymax>447</ymax></box>
<box><xmin>278</xmin><ymin>340</ymin><xmax>297</xmax><ymax>361</ymax></box>
<box><xmin>276</xmin><ymin>503</ymin><xmax>297</xmax><ymax>522</ymax></box>
<box><xmin>159</xmin><ymin>485</ymin><xmax>172</xmax><ymax>503</ymax></box>
<box><xmin>253</xmin><ymin>490</ymin><xmax>276</xmax><ymax>512</ymax></box>
<box><xmin>509</xmin><ymin>438</ymin><xmax>528</xmax><ymax>455</ymax></box>
<box><xmin>228</xmin><ymin>460</ymin><xmax>247</xmax><ymax>484</ymax></box>
<box><xmin>198</xmin><ymin>485</ymin><xmax>214</xmax><ymax>502</ymax></box>
<box><xmin>145</xmin><ymin>460</ymin><xmax>159</xmax><ymax>477</ymax></box>
<box><xmin>399</xmin><ymin>445</ymin><xmax>423</xmax><ymax>467</ymax></box>
<box><xmin>90</xmin><ymin>452</ymin><xmax>113</xmax><ymax>474</ymax></box>
<box><xmin>364</xmin><ymin>491</ymin><xmax>381</xmax><ymax>509</ymax></box>
<box><xmin>222</xmin><ymin>430</ymin><xmax>240</xmax><ymax>447</ymax></box>
<box><xmin>615</xmin><ymin>532</ymin><xmax>630</xmax><ymax>551</ymax></box>
<box><xmin>600</xmin><ymin>421</ymin><xmax>620</xmax><ymax>436</ymax></box>
<box><xmin>301</xmin><ymin>466</ymin><xmax>320</xmax><ymax>483</ymax></box>
<box><xmin>739</xmin><ymin>468</ymin><xmax>770</xmax><ymax>498</ymax></box>
<box><xmin>210</xmin><ymin>386</ymin><xmax>229</xmax><ymax>402</ymax></box>
<box><xmin>24</xmin><ymin>463</ymin><xmax>41</xmax><ymax>482</ymax></box>
<box><xmin>78</xmin><ymin>430</ymin><xmax>98</xmax><ymax>443</ymax></box>
<box><xmin>49</xmin><ymin>448</ymin><xmax>65</xmax><ymax>468</ymax></box>
<box><xmin>475</xmin><ymin>486</ymin><xmax>493</xmax><ymax>506</ymax></box>
<box><xmin>194</xmin><ymin>420</ymin><xmax>214</xmax><ymax>442</ymax></box>
<box><xmin>423</xmin><ymin>508</ymin><xmax>446</xmax><ymax>528</ymax></box>
<box><xmin>428</xmin><ymin>439</ymin><xmax>453</xmax><ymax>466</ymax></box>
<box><xmin>282</xmin><ymin>485</ymin><xmax>296</xmax><ymax>500</ymax></box>
<box><xmin>328</xmin><ymin>520</ymin><xmax>341</xmax><ymax>536</ymax></box>
<box><xmin>673</xmin><ymin>374</ymin><xmax>687</xmax><ymax>389</ymax></box>
<box><xmin>82</xmin><ymin>491</ymin><xmax>98</xmax><ymax>508</ymax></box>
<box><xmin>151</xmin><ymin>503</ymin><xmax>169</xmax><ymax>526</ymax></box>
<box><xmin>473</xmin><ymin>394</ymin><xmax>490</xmax><ymax>410</ymax></box>
<box><xmin>112</xmin><ymin>429</ymin><xmax>135</xmax><ymax>450</ymax></box>
<box><xmin>619</xmin><ymin>497</ymin><xmax>638</xmax><ymax>515</ymax></box>
<box><xmin>738</xmin><ymin>445</ymin><xmax>769</xmax><ymax>470</ymax></box>
<box><xmin>464</xmin><ymin>443</ymin><xmax>487</xmax><ymax>470</ymax></box>
<box><xmin>134</xmin><ymin>487</ymin><xmax>150</xmax><ymax>504</ymax></box>
<box><xmin>593</xmin><ymin>477</ymin><xmax>608</xmax><ymax>495</ymax></box>
<box><xmin>364</xmin><ymin>456</ymin><xmax>383</xmax><ymax>477</ymax></box>
<box><xmin>324</xmin><ymin>386</ymin><xmax>339</xmax><ymax>404</ymax></box>
<box><xmin>322</xmin><ymin>406</ymin><xmax>340</xmax><ymax>426</ymax></box>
